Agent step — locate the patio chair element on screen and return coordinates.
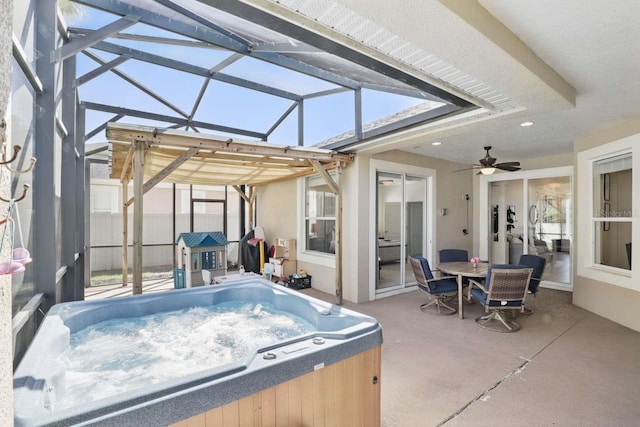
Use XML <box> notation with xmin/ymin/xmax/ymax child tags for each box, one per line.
<box><xmin>467</xmin><ymin>264</ymin><xmax>532</xmax><ymax>332</ymax></box>
<box><xmin>518</xmin><ymin>254</ymin><xmax>546</xmax><ymax>296</ymax></box>
<box><xmin>438</xmin><ymin>249</ymin><xmax>469</xmax><ymax>263</ymax></box>
<box><xmin>438</xmin><ymin>249</ymin><xmax>472</xmax><ymax>288</ymax></box>
<box><xmin>409</xmin><ymin>255</ymin><xmax>458</xmax><ymax>315</ymax></box>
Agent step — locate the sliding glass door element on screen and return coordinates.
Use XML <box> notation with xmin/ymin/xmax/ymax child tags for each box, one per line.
<box><xmin>480</xmin><ymin>167</ymin><xmax>573</xmax><ymax>290</ymax></box>
<box><xmin>375</xmin><ymin>172</ymin><xmax>428</xmax><ymax>293</ymax></box>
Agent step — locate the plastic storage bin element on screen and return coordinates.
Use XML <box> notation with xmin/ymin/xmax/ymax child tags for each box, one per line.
<box><xmin>288</xmin><ymin>274</ymin><xmax>312</xmax><ymax>290</ymax></box>
<box><xmin>173</xmin><ymin>268</ymin><xmax>186</xmax><ymax>289</ymax></box>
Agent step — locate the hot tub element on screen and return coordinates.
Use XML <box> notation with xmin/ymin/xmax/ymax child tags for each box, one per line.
<box><xmin>13</xmin><ymin>279</ymin><xmax>382</xmax><ymax>426</ymax></box>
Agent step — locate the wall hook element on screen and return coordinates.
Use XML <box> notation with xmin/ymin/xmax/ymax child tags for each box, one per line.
<box><xmin>5</xmin><ymin>157</ymin><xmax>37</xmax><ymax>174</ymax></box>
<box><xmin>0</xmin><ymin>184</ymin><xmax>30</xmax><ymax>203</ymax></box>
<box><xmin>0</xmin><ymin>145</ymin><xmax>21</xmax><ymax>165</ymax></box>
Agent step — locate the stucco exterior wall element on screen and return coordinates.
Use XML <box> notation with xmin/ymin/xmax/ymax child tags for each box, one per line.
<box><xmin>372</xmin><ymin>150</ymin><xmax>474</xmax><ymax>254</ymax></box>
<box><xmin>0</xmin><ymin>0</ymin><xmax>13</xmax><ymax>423</ymax></box>
<box><xmin>257</xmin><ymin>148</ymin><xmax>474</xmax><ymax>304</ymax></box>
<box><xmin>573</xmin><ymin>117</ymin><xmax>640</xmax><ymax>332</ymax></box>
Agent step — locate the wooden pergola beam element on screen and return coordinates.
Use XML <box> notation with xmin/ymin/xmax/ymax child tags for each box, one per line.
<box><xmin>124</xmin><ymin>146</ymin><xmax>200</xmax><ymax>207</ymax></box>
<box><xmin>107</xmin><ymin>124</ymin><xmax>353</xmax><ymax>164</ymax></box>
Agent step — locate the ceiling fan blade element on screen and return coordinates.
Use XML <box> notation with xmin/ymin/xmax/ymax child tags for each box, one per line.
<box><xmin>496</xmin><ymin>165</ymin><xmax>521</xmax><ymax>172</ymax></box>
<box><xmin>454</xmin><ymin>166</ymin><xmax>480</xmax><ymax>173</ymax></box>
<box><xmin>495</xmin><ymin>161</ymin><xmax>521</xmax><ymax>168</ymax></box>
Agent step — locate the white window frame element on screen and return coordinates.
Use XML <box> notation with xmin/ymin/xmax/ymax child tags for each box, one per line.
<box><xmin>369</xmin><ymin>159</ymin><xmax>435</xmax><ymax>300</ymax></box>
<box><xmin>296</xmin><ymin>174</ymin><xmax>337</xmax><ymax>268</ymax></box>
<box><xmin>576</xmin><ymin>134</ymin><xmax>639</xmax><ymax>290</ymax></box>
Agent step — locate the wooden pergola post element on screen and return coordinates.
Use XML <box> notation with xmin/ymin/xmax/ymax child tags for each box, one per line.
<box><xmin>122</xmin><ymin>180</ymin><xmax>128</xmax><ymax>286</ymax></box>
<box><xmin>119</xmin><ymin>145</ymin><xmax>134</xmax><ymax>288</ymax></box>
<box><xmin>132</xmin><ymin>140</ymin><xmax>144</xmax><ymax>294</ymax></box>
<box><xmin>106</xmin><ymin>124</ymin><xmax>353</xmax><ymax>297</ymax></box>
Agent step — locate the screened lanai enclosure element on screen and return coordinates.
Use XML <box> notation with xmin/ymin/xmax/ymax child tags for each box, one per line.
<box><xmin>6</xmin><ymin>0</ymin><xmax>480</xmax><ymax>372</ymax></box>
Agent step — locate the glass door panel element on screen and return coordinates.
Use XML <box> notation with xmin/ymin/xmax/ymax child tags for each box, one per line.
<box><xmin>376</xmin><ymin>172</ymin><xmax>403</xmax><ymax>291</ymax></box>
<box><xmin>527</xmin><ymin>177</ymin><xmax>572</xmax><ymax>284</ymax></box>
<box><xmin>405</xmin><ymin>176</ymin><xmax>426</xmax><ymax>286</ymax></box>
<box><xmin>376</xmin><ymin>172</ymin><xmax>428</xmax><ymax>292</ymax></box>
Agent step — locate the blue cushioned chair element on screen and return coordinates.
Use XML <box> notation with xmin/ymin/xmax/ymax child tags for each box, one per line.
<box><xmin>467</xmin><ymin>264</ymin><xmax>532</xmax><ymax>332</ymax></box>
<box><xmin>439</xmin><ymin>249</ymin><xmax>469</xmax><ymax>263</ymax></box>
<box><xmin>409</xmin><ymin>255</ymin><xmax>458</xmax><ymax>315</ymax></box>
<box><xmin>518</xmin><ymin>254</ymin><xmax>546</xmax><ymax>295</ymax></box>
<box><xmin>439</xmin><ymin>249</ymin><xmax>472</xmax><ymax>288</ymax></box>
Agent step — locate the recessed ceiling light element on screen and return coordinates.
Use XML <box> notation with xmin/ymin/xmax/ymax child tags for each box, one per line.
<box><xmin>520</xmin><ymin>121</ymin><xmax>534</xmax><ymax>127</ymax></box>
<box><xmin>431</xmin><ymin>141</ymin><xmax>442</xmax><ymax>146</ymax></box>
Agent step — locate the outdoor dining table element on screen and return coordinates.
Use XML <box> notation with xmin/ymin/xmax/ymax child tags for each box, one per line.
<box><xmin>436</xmin><ymin>261</ymin><xmax>489</xmax><ymax>319</ymax></box>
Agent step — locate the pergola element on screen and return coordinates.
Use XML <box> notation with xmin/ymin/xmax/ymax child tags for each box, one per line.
<box><xmin>106</xmin><ymin>123</ymin><xmax>353</xmax><ymax>303</ymax></box>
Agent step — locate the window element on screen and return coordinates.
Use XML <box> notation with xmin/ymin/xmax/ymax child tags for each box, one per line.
<box><xmin>303</xmin><ymin>173</ymin><xmax>336</xmax><ymax>255</ymax></box>
<box><xmin>577</xmin><ymin>135</ymin><xmax>637</xmax><ymax>289</ymax></box>
<box><xmin>592</xmin><ymin>154</ymin><xmax>632</xmax><ymax>270</ymax></box>
<box><xmin>201</xmin><ymin>251</ymin><xmax>217</xmax><ymax>270</ymax></box>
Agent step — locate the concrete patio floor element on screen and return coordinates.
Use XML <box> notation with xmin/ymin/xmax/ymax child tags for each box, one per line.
<box><xmin>86</xmin><ymin>279</ymin><xmax>640</xmax><ymax>426</ymax></box>
<box><xmin>303</xmin><ymin>286</ymin><xmax>640</xmax><ymax>427</ymax></box>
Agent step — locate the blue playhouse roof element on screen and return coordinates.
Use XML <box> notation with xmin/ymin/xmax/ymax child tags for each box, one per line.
<box><xmin>177</xmin><ymin>232</ymin><xmax>228</xmax><ymax>248</ymax></box>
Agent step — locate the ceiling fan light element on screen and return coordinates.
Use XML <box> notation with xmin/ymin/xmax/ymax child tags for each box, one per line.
<box><xmin>480</xmin><ymin>167</ymin><xmax>496</xmax><ymax>175</ymax></box>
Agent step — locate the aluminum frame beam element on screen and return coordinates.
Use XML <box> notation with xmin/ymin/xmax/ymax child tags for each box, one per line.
<box><xmin>82</xmin><ymin>50</ymin><xmax>189</xmax><ymax>118</ymax></box>
<box><xmin>86</xmin><ymin>39</ymin><xmax>302</xmax><ymax>101</ymax></box>
<box><xmin>52</xmin><ymin>15</ymin><xmax>139</xmax><ymax>62</ymax></box>
<box><xmin>83</xmin><ymin>101</ymin><xmax>267</xmax><ymax>139</ymax></box>
<box><xmin>73</xmin><ymin>0</ymin><xmax>366</xmax><ymax>91</ymax></box>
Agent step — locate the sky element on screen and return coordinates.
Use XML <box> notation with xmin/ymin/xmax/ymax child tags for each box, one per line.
<box><xmin>69</xmin><ymin>4</ymin><xmax>433</xmax><ymax>148</ymax></box>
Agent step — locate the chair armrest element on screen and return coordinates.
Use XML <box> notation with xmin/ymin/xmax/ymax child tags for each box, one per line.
<box><xmin>427</xmin><ymin>275</ymin><xmax>457</xmax><ymax>283</ymax></box>
<box><xmin>466</xmin><ymin>278</ymin><xmax>487</xmax><ymax>300</ymax></box>
<box><xmin>467</xmin><ymin>278</ymin><xmax>487</xmax><ymax>290</ymax></box>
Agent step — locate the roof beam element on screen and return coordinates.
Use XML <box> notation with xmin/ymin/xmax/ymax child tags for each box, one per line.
<box><xmin>52</xmin><ymin>15</ymin><xmax>139</xmax><ymax>62</ymax></box>
<box><xmin>82</xmin><ymin>50</ymin><xmax>190</xmax><ymax>118</ymax></box>
<box><xmin>70</xmin><ymin>28</ymin><xmax>224</xmax><ymax>50</ymax></box>
<box><xmin>153</xmin><ymin>0</ymin><xmax>252</xmax><ymax>46</ymax></box>
<box><xmin>189</xmin><ymin>53</ymin><xmax>245</xmax><ymax>120</ymax></box>
<box><xmin>12</xmin><ymin>34</ymin><xmax>43</xmax><ymax>93</ymax></box>
<box><xmin>106</xmin><ymin>124</ymin><xmax>353</xmax><ymax>163</ymax></box>
<box><xmin>265</xmin><ymin>102</ymin><xmax>298</xmax><ymax>139</ymax></box>
<box><xmin>302</xmin><ymin>87</ymin><xmax>351</xmax><ymax>100</ymax></box>
<box><xmin>73</xmin><ymin>0</ymin><xmax>363</xmax><ymax>90</ymax></box>
<box><xmin>251</xmin><ymin>42</ymin><xmax>324</xmax><ymax>54</ymax></box>
<box><xmin>125</xmin><ymin>146</ymin><xmax>201</xmax><ymax>207</ymax></box>
<box><xmin>204</xmin><ymin>0</ymin><xmax>473</xmax><ymax>106</ymax></box>
<box><xmin>75</xmin><ymin>54</ymin><xmax>130</xmax><ymax>87</ymax></box>
<box><xmin>321</xmin><ymin>104</ymin><xmax>468</xmax><ymax>151</ymax></box>
<box><xmin>74</xmin><ymin>0</ymin><xmax>250</xmax><ymax>52</ymax></box>
<box><xmin>85</xmin><ymin>102</ymin><xmax>267</xmax><ymax>139</ymax></box>
<box><xmin>86</xmin><ymin>113</ymin><xmax>124</xmax><ymax>141</ymax></box>
<box><xmin>88</xmin><ymin>39</ymin><xmax>302</xmax><ymax>101</ymax></box>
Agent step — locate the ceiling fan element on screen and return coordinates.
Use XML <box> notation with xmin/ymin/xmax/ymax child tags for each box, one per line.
<box><xmin>458</xmin><ymin>146</ymin><xmax>521</xmax><ymax>175</ymax></box>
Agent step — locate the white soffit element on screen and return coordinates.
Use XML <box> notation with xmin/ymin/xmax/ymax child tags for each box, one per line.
<box><xmin>253</xmin><ymin>0</ymin><xmax>574</xmax><ymax>113</ymax></box>
<box><xmin>251</xmin><ymin>0</ymin><xmax>517</xmax><ymax>112</ymax></box>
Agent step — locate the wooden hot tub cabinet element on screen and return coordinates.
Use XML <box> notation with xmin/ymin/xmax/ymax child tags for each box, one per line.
<box><xmin>171</xmin><ymin>346</ymin><xmax>381</xmax><ymax>427</ymax></box>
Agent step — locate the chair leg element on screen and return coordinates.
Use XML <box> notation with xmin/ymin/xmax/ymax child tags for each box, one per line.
<box><xmin>420</xmin><ymin>296</ymin><xmax>457</xmax><ymax>315</ymax></box>
<box><xmin>475</xmin><ymin>310</ymin><xmax>521</xmax><ymax>332</ymax></box>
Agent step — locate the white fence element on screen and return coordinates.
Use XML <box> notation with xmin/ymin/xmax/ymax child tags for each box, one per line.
<box><xmin>90</xmin><ymin>213</ymin><xmax>233</xmax><ymax>272</ymax></box>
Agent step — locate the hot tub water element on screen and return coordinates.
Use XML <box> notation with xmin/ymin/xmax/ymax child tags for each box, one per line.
<box><xmin>56</xmin><ymin>301</ymin><xmax>315</xmax><ymax>410</ymax></box>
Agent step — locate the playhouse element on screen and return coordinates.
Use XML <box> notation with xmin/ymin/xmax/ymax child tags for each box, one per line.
<box><xmin>176</xmin><ymin>232</ymin><xmax>228</xmax><ymax>287</ymax></box>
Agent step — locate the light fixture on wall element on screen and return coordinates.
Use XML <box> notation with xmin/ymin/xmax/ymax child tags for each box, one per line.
<box><xmin>480</xmin><ymin>167</ymin><xmax>496</xmax><ymax>175</ymax></box>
